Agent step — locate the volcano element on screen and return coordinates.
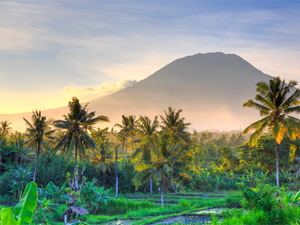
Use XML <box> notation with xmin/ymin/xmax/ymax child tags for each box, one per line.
<box><xmin>1</xmin><ymin>52</ymin><xmax>273</xmax><ymax>131</ymax></box>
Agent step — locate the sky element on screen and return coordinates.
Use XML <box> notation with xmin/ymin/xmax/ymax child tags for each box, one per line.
<box><xmin>0</xmin><ymin>0</ymin><xmax>299</xmax><ymax>114</ymax></box>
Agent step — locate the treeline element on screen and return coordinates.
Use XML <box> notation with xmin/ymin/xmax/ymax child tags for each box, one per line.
<box><xmin>0</xmin><ymin>76</ymin><xmax>300</xmax><ymax>204</ymax></box>
<box><xmin>0</xmin><ymin>100</ymin><xmax>299</xmax><ymax>203</ymax></box>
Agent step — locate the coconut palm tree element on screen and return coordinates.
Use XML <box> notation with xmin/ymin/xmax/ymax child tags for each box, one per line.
<box><xmin>115</xmin><ymin>115</ymin><xmax>132</xmax><ymax>161</ymax></box>
<box><xmin>128</xmin><ymin>115</ymin><xmax>137</xmax><ymax>157</ymax></box>
<box><xmin>243</xmin><ymin>76</ymin><xmax>300</xmax><ymax>188</ymax></box>
<box><xmin>114</xmin><ymin>145</ymin><xmax>119</xmax><ymax>199</ymax></box>
<box><xmin>0</xmin><ymin>120</ymin><xmax>12</xmax><ymax>135</ymax></box>
<box><xmin>0</xmin><ymin>120</ymin><xmax>13</xmax><ymax>150</ymax></box>
<box><xmin>89</xmin><ymin>137</ymin><xmax>114</xmax><ymax>187</ymax></box>
<box><xmin>160</xmin><ymin>107</ymin><xmax>191</xmax><ymax>191</ymax></box>
<box><xmin>132</xmin><ymin>133</ymin><xmax>192</xmax><ymax>207</ymax></box>
<box><xmin>9</xmin><ymin>131</ymin><xmax>26</xmax><ymax>148</ymax></box>
<box><xmin>132</xmin><ymin>115</ymin><xmax>159</xmax><ymax>195</ymax></box>
<box><xmin>91</xmin><ymin>127</ymin><xmax>109</xmax><ymax>141</ymax></box>
<box><xmin>53</xmin><ymin>97</ymin><xmax>109</xmax><ymax>192</ymax></box>
<box><xmin>160</xmin><ymin>107</ymin><xmax>191</xmax><ymax>144</ymax></box>
<box><xmin>23</xmin><ymin>110</ymin><xmax>54</xmax><ymax>182</ymax></box>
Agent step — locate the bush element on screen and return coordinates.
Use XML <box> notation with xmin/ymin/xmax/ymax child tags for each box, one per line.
<box><xmin>238</xmin><ymin>182</ymin><xmax>278</xmax><ymax>213</ymax></box>
<box><xmin>0</xmin><ymin>170</ymin><xmax>14</xmax><ymax>201</ymax></box>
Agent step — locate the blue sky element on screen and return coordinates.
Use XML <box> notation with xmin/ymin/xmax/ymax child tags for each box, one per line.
<box><xmin>0</xmin><ymin>0</ymin><xmax>299</xmax><ymax>113</ymax></box>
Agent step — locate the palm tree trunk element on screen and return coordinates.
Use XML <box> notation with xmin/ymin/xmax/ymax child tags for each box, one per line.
<box><xmin>33</xmin><ymin>142</ymin><xmax>41</xmax><ymax>182</ymax></box>
<box><xmin>125</xmin><ymin>139</ymin><xmax>128</xmax><ymax>161</ymax></box>
<box><xmin>276</xmin><ymin>142</ymin><xmax>280</xmax><ymax>189</ymax></box>
<box><xmin>115</xmin><ymin>146</ymin><xmax>119</xmax><ymax>199</ymax></box>
<box><xmin>171</xmin><ymin>168</ymin><xmax>175</xmax><ymax>193</ymax></box>
<box><xmin>122</xmin><ymin>141</ymin><xmax>125</xmax><ymax>163</ymax></box>
<box><xmin>103</xmin><ymin>171</ymin><xmax>106</xmax><ymax>187</ymax></box>
<box><xmin>161</xmin><ymin>181</ymin><xmax>164</xmax><ymax>207</ymax></box>
<box><xmin>150</xmin><ymin>175</ymin><xmax>153</xmax><ymax>195</ymax></box>
<box><xmin>75</xmin><ymin>138</ymin><xmax>78</xmax><ymax>192</ymax></box>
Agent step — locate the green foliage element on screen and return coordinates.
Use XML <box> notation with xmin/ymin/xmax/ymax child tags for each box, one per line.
<box><xmin>0</xmin><ymin>182</ymin><xmax>38</xmax><ymax>225</ymax></box>
<box><xmin>0</xmin><ymin>144</ymin><xmax>30</xmax><ymax>174</ymax></box>
<box><xmin>10</xmin><ymin>167</ymin><xmax>33</xmax><ymax>201</ymax></box>
<box><xmin>238</xmin><ymin>136</ymin><xmax>292</xmax><ymax>173</ymax></box>
<box><xmin>94</xmin><ymin>198</ymin><xmax>156</xmax><ymax>215</ymax></box>
<box><xmin>33</xmin><ymin>197</ymin><xmax>58</xmax><ymax>224</ymax></box>
<box><xmin>38</xmin><ymin>181</ymin><xmax>68</xmax><ymax>203</ymax></box>
<box><xmin>238</xmin><ymin>182</ymin><xmax>278</xmax><ymax>212</ymax></box>
<box><xmin>179</xmin><ymin>199</ymin><xmax>191</xmax><ymax>209</ymax></box>
<box><xmin>80</xmin><ymin>179</ymin><xmax>98</xmax><ymax>209</ymax></box>
<box><xmin>34</xmin><ymin>153</ymin><xmax>69</xmax><ymax>187</ymax></box>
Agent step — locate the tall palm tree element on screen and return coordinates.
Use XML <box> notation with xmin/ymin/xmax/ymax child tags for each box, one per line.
<box><xmin>115</xmin><ymin>115</ymin><xmax>132</xmax><ymax>161</ymax></box>
<box><xmin>132</xmin><ymin>133</ymin><xmax>192</xmax><ymax>207</ymax></box>
<box><xmin>243</xmin><ymin>77</ymin><xmax>300</xmax><ymax>188</ymax></box>
<box><xmin>132</xmin><ymin>115</ymin><xmax>159</xmax><ymax>195</ymax></box>
<box><xmin>160</xmin><ymin>107</ymin><xmax>191</xmax><ymax>191</ymax></box>
<box><xmin>128</xmin><ymin>115</ymin><xmax>137</xmax><ymax>157</ymax></box>
<box><xmin>160</xmin><ymin>107</ymin><xmax>191</xmax><ymax>144</ymax></box>
<box><xmin>89</xmin><ymin>137</ymin><xmax>114</xmax><ymax>187</ymax></box>
<box><xmin>53</xmin><ymin>97</ymin><xmax>109</xmax><ymax>192</ymax></box>
<box><xmin>23</xmin><ymin>110</ymin><xmax>54</xmax><ymax>182</ymax></box>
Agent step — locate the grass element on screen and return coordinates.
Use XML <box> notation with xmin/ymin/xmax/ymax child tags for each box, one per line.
<box><xmin>81</xmin><ymin>192</ymin><xmax>241</xmax><ymax>224</ymax></box>
<box><xmin>0</xmin><ymin>191</ymin><xmax>242</xmax><ymax>224</ymax></box>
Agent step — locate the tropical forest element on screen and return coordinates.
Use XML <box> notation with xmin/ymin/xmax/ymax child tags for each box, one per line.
<box><xmin>0</xmin><ymin>77</ymin><xmax>300</xmax><ymax>225</ymax></box>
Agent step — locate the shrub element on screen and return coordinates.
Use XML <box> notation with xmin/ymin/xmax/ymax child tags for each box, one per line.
<box><xmin>238</xmin><ymin>182</ymin><xmax>278</xmax><ymax>213</ymax></box>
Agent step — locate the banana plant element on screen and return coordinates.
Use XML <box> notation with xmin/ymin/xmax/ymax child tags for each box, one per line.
<box><xmin>257</xmin><ymin>171</ymin><xmax>269</xmax><ymax>184</ymax></box>
<box><xmin>277</xmin><ymin>189</ymin><xmax>300</xmax><ymax>207</ymax></box>
<box><xmin>38</xmin><ymin>181</ymin><xmax>68</xmax><ymax>203</ymax></box>
<box><xmin>0</xmin><ymin>181</ymin><xmax>38</xmax><ymax>225</ymax></box>
<box><xmin>94</xmin><ymin>187</ymin><xmax>112</xmax><ymax>214</ymax></box>
<box><xmin>33</xmin><ymin>197</ymin><xmax>58</xmax><ymax>224</ymax></box>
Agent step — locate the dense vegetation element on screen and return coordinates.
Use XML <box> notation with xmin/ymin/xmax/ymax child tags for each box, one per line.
<box><xmin>0</xmin><ymin>76</ymin><xmax>300</xmax><ymax>224</ymax></box>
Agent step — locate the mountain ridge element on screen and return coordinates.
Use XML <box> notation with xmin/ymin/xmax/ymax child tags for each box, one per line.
<box><xmin>1</xmin><ymin>52</ymin><xmax>276</xmax><ymax>131</ymax></box>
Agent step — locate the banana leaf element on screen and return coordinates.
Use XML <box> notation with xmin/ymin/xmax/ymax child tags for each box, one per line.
<box><xmin>14</xmin><ymin>181</ymin><xmax>38</xmax><ymax>225</ymax></box>
<box><xmin>0</xmin><ymin>208</ymin><xmax>19</xmax><ymax>225</ymax></box>
<box><xmin>0</xmin><ymin>182</ymin><xmax>38</xmax><ymax>225</ymax></box>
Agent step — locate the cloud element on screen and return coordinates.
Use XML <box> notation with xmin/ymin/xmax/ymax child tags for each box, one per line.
<box><xmin>0</xmin><ymin>0</ymin><xmax>299</xmax><ymax>107</ymax></box>
<box><xmin>64</xmin><ymin>79</ymin><xmax>137</xmax><ymax>97</ymax></box>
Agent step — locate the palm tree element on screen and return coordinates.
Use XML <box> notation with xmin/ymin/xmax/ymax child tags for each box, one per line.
<box><xmin>115</xmin><ymin>145</ymin><xmax>119</xmax><ymax>199</ymax></box>
<box><xmin>89</xmin><ymin>137</ymin><xmax>114</xmax><ymax>187</ymax></box>
<box><xmin>243</xmin><ymin>76</ymin><xmax>300</xmax><ymax>188</ymax></box>
<box><xmin>132</xmin><ymin>115</ymin><xmax>159</xmax><ymax>195</ymax></box>
<box><xmin>9</xmin><ymin>131</ymin><xmax>26</xmax><ymax>148</ymax></box>
<box><xmin>0</xmin><ymin>120</ymin><xmax>12</xmax><ymax>135</ymax></box>
<box><xmin>160</xmin><ymin>107</ymin><xmax>191</xmax><ymax>144</ymax></box>
<box><xmin>91</xmin><ymin>127</ymin><xmax>109</xmax><ymax>141</ymax></box>
<box><xmin>160</xmin><ymin>107</ymin><xmax>191</xmax><ymax>191</ymax></box>
<box><xmin>115</xmin><ymin>115</ymin><xmax>132</xmax><ymax>161</ymax></box>
<box><xmin>23</xmin><ymin>110</ymin><xmax>54</xmax><ymax>182</ymax></box>
<box><xmin>132</xmin><ymin>133</ymin><xmax>192</xmax><ymax>207</ymax></box>
<box><xmin>128</xmin><ymin>115</ymin><xmax>137</xmax><ymax>158</ymax></box>
<box><xmin>0</xmin><ymin>120</ymin><xmax>13</xmax><ymax>150</ymax></box>
<box><xmin>53</xmin><ymin>97</ymin><xmax>109</xmax><ymax>192</ymax></box>
<box><xmin>234</xmin><ymin>133</ymin><xmax>245</xmax><ymax>146</ymax></box>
